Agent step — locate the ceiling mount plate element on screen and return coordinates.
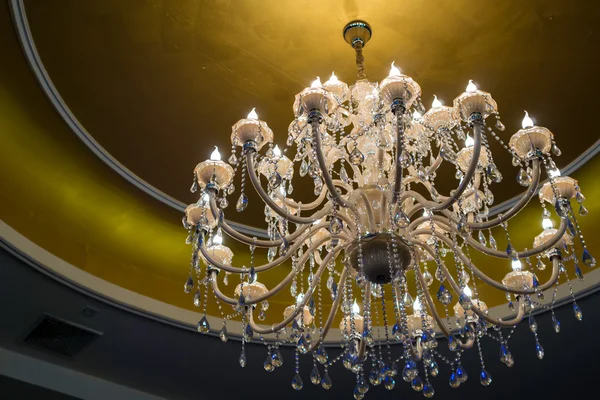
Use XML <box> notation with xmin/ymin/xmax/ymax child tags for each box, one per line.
<box><xmin>343</xmin><ymin>20</ymin><xmax>372</xmax><ymax>47</ymax></box>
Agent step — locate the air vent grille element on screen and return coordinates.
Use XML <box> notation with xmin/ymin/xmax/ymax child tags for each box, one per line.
<box><xmin>24</xmin><ymin>315</ymin><xmax>100</xmax><ymax>357</ymax></box>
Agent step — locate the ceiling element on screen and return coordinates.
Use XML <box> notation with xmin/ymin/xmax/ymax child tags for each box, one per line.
<box><xmin>23</xmin><ymin>0</ymin><xmax>600</xmax><ymax>227</ymax></box>
<box><xmin>0</xmin><ymin>0</ymin><xmax>599</xmax><ymax>329</ymax></box>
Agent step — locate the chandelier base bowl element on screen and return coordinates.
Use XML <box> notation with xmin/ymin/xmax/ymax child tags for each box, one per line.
<box><xmin>343</xmin><ymin>20</ymin><xmax>372</xmax><ymax>47</ymax></box>
<box><xmin>345</xmin><ymin>233</ymin><xmax>412</xmax><ymax>284</ymax></box>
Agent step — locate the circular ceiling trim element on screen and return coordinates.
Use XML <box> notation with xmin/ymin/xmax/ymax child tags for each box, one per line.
<box><xmin>9</xmin><ymin>0</ymin><xmax>599</xmax><ymax>238</ymax></box>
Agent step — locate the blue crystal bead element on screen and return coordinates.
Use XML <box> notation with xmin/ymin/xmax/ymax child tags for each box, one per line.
<box><xmin>574</xmin><ymin>303</ymin><xmax>583</xmax><ymax>320</ymax></box>
<box><xmin>567</xmin><ymin>219</ymin><xmax>577</xmax><ymax>236</ymax></box>
<box><xmin>582</xmin><ymin>249</ymin><xmax>597</xmax><ymax>267</ymax></box>
<box><xmin>291</xmin><ymin>373</ymin><xmax>303</xmax><ymax>390</ymax></box>
<box><xmin>552</xmin><ymin>314</ymin><xmax>561</xmax><ymax>333</ymax></box>
<box><xmin>456</xmin><ymin>365</ymin><xmax>468</xmax><ymax>383</ymax></box>
<box><xmin>449</xmin><ymin>372</ymin><xmax>460</xmax><ymax>388</ymax></box>
<box><xmin>536</xmin><ymin>342</ymin><xmax>545</xmax><ymax>360</ymax></box>
<box><xmin>411</xmin><ymin>376</ymin><xmax>423</xmax><ymax>392</ymax></box>
<box><xmin>423</xmin><ymin>383</ymin><xmax>435</xmax><ymax>398</ymax></box>
<box><xmin>383</xmin><ymin>375</ymin><xmax>395</xmax><ymax>390</ymax></box>
<box><xmin>480</xmin><ymin>369</ymin><xmax>492</xmax><ymax>386</ymax></box>
<box><xmin>436</xmin><ymin>284</ymin><xmax>452</xmax><ymax>305</ymax></box>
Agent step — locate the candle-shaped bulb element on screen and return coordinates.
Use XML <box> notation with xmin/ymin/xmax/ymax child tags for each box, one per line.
<box><xmin>210</xmin><ymin>146</ymin><xmax>221</xmax><ymax>161</ymax></box>
<box><xmin>511</xmin><ymin>259</ymin><xmax>522</xmax><ymax>271</ymax></box>
<box><xmin>213</xmin><ymin>230</ymin><xmax>223</xmax><ymax>245</ymax></box>
<box><xmin>413</xmin><ymin>110</ymin><xmax>422</xmax><ymax>120</ymax></box>
<box><xmin>389</xmin><ymin>61</ymin><xmax>401</xmax><ymax>76</ymax></box>
<box><xmin>413</xmin><ymin>297</ymin><xmax>422</xmax><ymax>312</ymax></box>
<box><xmin>247</xmin><ymin>108</ymin><xmax>258</xmax><ymax>120</ymax></box>
<box><xmin>326</xmin><ymin>71</ymin><xmax>339</xmax><ymax>84</ymax></box>
<box><xmin>466</xmin><ymin>79</ymin><xmax>478</xmax><ymax>93</ymax></box>
<box><xmin>311</xmin><ymin>76</ymin><xmax>322</xmax><ymax>88</ymax></box>
<box><xmin>542</xmin><ymin>217</ymin><xmax>553</xmax><ymax>230</ymax></box>
<box><xmin>522</xmin><ymin>110</ymin><xmax>534</xmax><ymax>129</ymax></box>
<box><xmin>465</xmin><ymin>135</ymin><xmax>474</xmax><ymax>147</ymax></box>
<box><xmin>352</xmin><ymin>300</ymin><xmax>360</xmax><ymax>314</ymax></box>
<box><xmin>296</xmin><ymin>293</ymin><xmax>304</xmax><ymax>304</ymax></box>
<box><xmin>273</xmin><ymin>145</ymin><xmax>281</xmax><ymax>158</ymax></box>
<box><xmin>431</xmin><ymin>95</ymin><xmax>442</xmax><ymax>108</ymax></box>
<box><xmin>463</xmin><ymin>286</ymin><xmax>472</xmax><ymax>297</ymax></box>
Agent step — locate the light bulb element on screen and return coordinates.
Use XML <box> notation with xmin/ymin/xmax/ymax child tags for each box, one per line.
<box><xmin>423</xmin><ymin>209</ymin><xmax>431</xmax><ymax>217</ymax></box>
<box><xmin>352</xmin><ymin>300</ymin><xmax>360</xmax><ymax>314</ymax></box>
<box><xmin>210</xmin><ymin>146</ymin><xmax>221</xmax><ymax>161</ymax></box>
<box><xmin>465</xmin><ymin>135</ymin><xmax>474</xmax><ymax>147</ymax></box>
<box><xmin>522</xmin><ymin>110</ymin><xmax>534</xmax><ymax>129</ymax></box>
<box><xmin>273</xmin><ymin>145</ymin><xmax>281</xmax><ymax>158</ymax></box>
<box><xmin>247</xmin><ymin>108</ymin><xmax>258</xmax><ymax>120</ymax></box>
<box><xmin>296</xmin><ymin>293</ymin><xmax>304</xmax><ymax>304</ymax></box>
<box><xmin>389</xmin><ymin>61</ymin><xmax>401</xmax><ymax>76</ymax></box>
<box><xmin>548</xmin><ymin>167</ymin><xmax>561</xmax><ymax>178</ymax></box>
<box><xmin>326</xmin><ymin>71</ymin><xmax>339</xmax><ymax>84</ymax></box>
<box><xmin>413</xmin><ymin>297</ymin><xmax>422</xmax><ymax>312</ymax></box>
<box><xmin>413</xmin><ymin>110</ymin><xmax>422</xmax><ymax>120</ymax></box>
<box><xmin>463</xmin><ymin>286</ymin><xmax>472</xmax><ymax>297</ymax></box>
<box><xmin>213</xmin><ymin>230</ymin><xmax>223</xmax><ymax>245</ymax></box>
<box><xmin>311</xmin><ymin>76</ymin><xmax>322</xmax><ymax>88</ymax></box>
<box><xmin>511</xmin><ymin>259</ymin><xmax>522</xmax><ymax>271</ymax></box>
<box><xmin>466</xmin><ymin>79</ymin><xmax>477</xmax><ymax>93</ymax></box>
<box><xmin>431</xmin><ymin>95</ymin><xmax>442</xmax><ymax>108</ymax></box>
<box><xmin>542</xmin><ymin>217</ymin><xmax>553</xmax><ymax>230</ymax></box>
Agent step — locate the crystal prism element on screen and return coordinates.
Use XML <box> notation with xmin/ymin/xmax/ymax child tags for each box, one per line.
<box><xmin>236</xmin><ymin>193</ymin><xmax>248</xmax><ymax>212</ymax></box>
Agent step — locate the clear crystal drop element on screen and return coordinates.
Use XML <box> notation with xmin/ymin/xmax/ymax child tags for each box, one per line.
<box><xmin>579</xmin><ymin>204</ymin><xmax>589</xmax><ymax>216</ymax></box>
<box><xmin>495</xmin><ymin>119</ymin><xmax>505</xmax><ymax>131</ymax></box>
<box><xmin>310</xmin><ymin>366</ymin><xmax>321</xmax><ymax>385</ymax></box>
<box><xmin>552</xmin><ymin>144</ymin><xmax>562</xmax><ymax>156</ymax></box>
<box><xmin>236</xmin><ymin>193</ymin><xmax>248</xmax><ymax>212</ymax></box>
<box><xmin>417</xmin><ymin>166</ymin><xmax>427</xmax><ymax>181</ymax></box>
<box><xmin>536</xmin><ymin>259</ymin><xmax>546</xmax><ymax>270</ymax></box>
<box><xmin>349</xmin><ymin>148</ymin><xmax>365</xmax><ymax>165</ymax></box>
<box><xmin>290</xmin><ymin>280</ymin><xmax>297</xmax><ymax>297</ymax></box>
<box><xmin>582</xmin><ymin>249</ymin><xmax>596</xmax><ymax>267</ymax></box>
<box><xmin>269</xmin><ymin>173</ymin><xmax>282</xmax><ymax>188</ymax></box>
<box><xmin>321</xmin><ymin>372</ymin><xmax>333</xmax><ymax>389</ymax></box>
<box><xmin>258</xmin><ymin>310</ymin><xmax>266</xmax><ymax>321</ymax></box>
<box><xmin>423</xmin><ymin>270</ymin><xmax>434</xmax><ymax>286</ymax></box>
<box><xmin>185</xmin><ymin>231</ymin><xmax>194</xmax><ymax>245</ymax></box>
<box><xmin>411</xmin><ymin>376</ymin><xmax>423</xmax><ymax>392</ymax></box>
<box><xmin>440</xmin><ymin>145</ymin><xmax>457</xmax><ymax>163</ymax></box>
<box><xmin>377</xmin><ymin>176</ymin><xmax>390</xmax><ymax>190</ymax></box>
<box><xmin>369</xmin><ymin>368</ymin><xmax>382</xmax><ymax>386</ymax></box>
<box><xmin>517</xmin><ymin>168</ymin><xmax>532</xmax><ymax>186</ymax></box>
<box><xmin>403</xmin><ymin>292</ymin><xmax>414</xmax><ymax>307</ymax></box>
<box><xmin>512</xmin><ymin>156</ymin><xmax>520</xmax><ymax>167</ymax></box>
<box><xmin>244</xmin><ymin>324</ymin><xmax>254</xmax><ymax>342</ymax></box>
<box><xmin>267</xmin><ymin>247</ymin><xmax>277</xmax><ymax>262</ymax></box>
<box><xmin>223</xmin><ymin>273</ymin><xmax>229</xmax><ymax>285</ymax></box>
<box><xmin>394</xmin><ymin>209</ymin><xmax>410</xmax><ymax>228</ymax></box>
<box><xmin>489</xmin><ymin>233</ymin><xmax>497</xmax><ymax>250</ymax></box>
<box><xmin>480</xmin><ymin>369</ymin><xmax>492</xmax><ymax>386</ymax></box>
<box><xmin>190</xmin><ymin>179</ymin><xmax>198</xmax><ymax>193</ymax></box>
<box><xmin>449</xmin><ymin>372</ymin><xmax>460</xmax><ymax>388</ymax></box>
<box><xmin>299</xmin><ymin>159</ymin><xmax>309</xmax><ymax>176</ymax></box>
<box><xmin>219</xmin><ymin>197</ymin><xmax>229</xmax><ymax>209</ymax></box>
<box><xmin>574</xmin><ymin>303</ymin><xmax>583</xmax><ymax>320</ymax></box>
<box><xmin>340</xmin><ymin>167</ymin><xmax>350</xmax><ymax>184</ymax></box>
<box><xmin>552</xmin><ymin>314</ymin><xmax>561</xmax><ymax>333</ymax></box>
<box><xmin>529</xmin><ymin>315</ymin><xmax>538</xmax><ymax>333</ymax></box>
<box><xmin>536</xmin><ymin>342</ymin><xmax>545</xmax><ymax>360</ymax></box>
<box><xmin>272</xmin><ymin>349</ymin><xmax>283</xmax><ymax>367</ymax></box>
<box><xmin>263</xmin><ymin>354</ymin><xmax>274</xmax><ymax>372</ymax></box>
<box><xmin>239</xmin><ymin>350</ymin><xmax>247</xmax><ymax>368</ymax></box>
<box><xmin>315</xmin><ymin>344</ymin><xmax>328</xmax><ymax>364</ymax></box>
<box><xmin>313</xmin><ymin>177</ymin><xmax>323</xmax><ymax>195</ymax></box>
<box><xmin>435</xmin><ymin>266</ymin><xmax>445</xmax><ymax>282</ymax></box>
<box><xmin>575</xmin><ymin>265</ymin><xmax>584</xmax><ymax>281</ymax></box>
<box><xmin>456</xmin><ymin>366</ymin><xmax>468</xmax><ymax>383</ymax></box>
<box><xmin>455</xmin><ymin>169</ymin><xmax>463</xmax><ymax>180</ymax></box>
<box><xmin>460</xmin><ymin>269</ymin><xmax>470</xmax><ymax>285</ymax></box>
<box><xmin>383</xmin><ymin>375</ymin><xmax>395</xmax><ymax>390</ymax></box>
<box><xmin>423</xmin><ymin>382</ymin><xmax>435</xmax><ymax>398</ymax></box>
<box><xmin>193</xmin><ymin>290</ymin><xmax>201</xmax><ymax>307</ymax></box>
<box><xmin>227</xmin><ymin>184</ymin><xmax>235</xmax><ymax>195</ymax></box>
<box><xmin>478</xmin><ymin>231</ymin><xmax>487</xmax><ymax>245</ymax></box>
<box><xmin>228</xmin><ymin>153</ymin><xmax>238</xmax><ymax>165</ymax></box>
<box><xmin>197</xmin><ymin>316</ymin><xmax>210</xmax><ymax>334</ymax></box>
<box><xmin>436</xmin><ymin>284</ymin><xmax>452</xmax><ymax>305</ymax></box>
<box><xmin>219</xmin><ymin>325</ymin><xmax>228</xmax><ymax>342</ymax></box>
<box><xmin>184</xmin><ymin>276</ymin><xmax>194</xmax><ymax>293</ymax></box>
<box><xmin>329</xmin><ymin>216</ymin><xmax>343</xmax><ymax>234</ymax></box>
<box><xmin>399</xmin><ymin>150</ymin><xmax>412</xmax><ymax>168</ymax></box>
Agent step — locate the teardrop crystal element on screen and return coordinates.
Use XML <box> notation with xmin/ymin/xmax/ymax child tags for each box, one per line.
<box><xmin>236</xmin><ymin>193</ymin><xmax>248</xmax><ymax>212</ymax></box>
<box><xmin>219</xmin><ymin>325</ymin><xmax>228</xmax><ymax>342</ymax></box>
<box><xmin>197</xmin><ymin>316</ymin><xmax>210</xmax><ymax>334</ymax></box>
<box><xmin>399</xmin><ymin>150</ymin><xmax>412</xmax><ymax>168</ymax></box>
<box><xmin>321</xmin><ymin>372</ymin><xmax>333</xmax><ymax>389</ymax></box>
<box><xmin>349</xmin><ymin>148</ymin><xmax>365</xmax><ymax>165</ymax></box>
<box><xmin>239</xmin><ymin>350</ymin><xmax>247</xmax><ymax>368</ymax></box>
<box><xmin>310</xmin><ymin>366</ymin><xmax>321</xmax><ymax>385</ymax></box>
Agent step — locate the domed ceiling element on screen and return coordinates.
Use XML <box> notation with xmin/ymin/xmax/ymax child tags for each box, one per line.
<box><xmin>1</xmin><ymin>0</ymin><xmax>599</xmax><ymax>329</ymax></box>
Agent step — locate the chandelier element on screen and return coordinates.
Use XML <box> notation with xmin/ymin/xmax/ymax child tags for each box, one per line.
<box><xmin>181</xmin><ymin>21</ymin><xmax>595</xmax><ymax>397</ymax></box>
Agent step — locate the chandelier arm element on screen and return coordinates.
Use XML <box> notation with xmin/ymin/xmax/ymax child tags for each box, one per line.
<box><xmin>414</xmin><ymin>268</ymin><xmax>452</xmax><ymax>338</ymax></box>
<box><xmin>358</xmin><ymin>191</ymin><xmax>376</xmax><ymax>233</ymax></box>
<box><xmin>392</xmin><ymin>108</ymin><xmax>405</xmax><ymax>204</ymax></box>
<box><xmin>276</xmin><ymin>179</ymin><xmax>350</xmax><ymax>211</ymax></box>
<box><xmin>411</xmin><ymin>239</ymin><xmax>527</xmax><ymax>327</ymax></box>
<box><xmin>468</xmin><ymin>158</ymin><xmax>541</xmax><ymax>230</ymax></box>
<box><xmin>430</xmin><ymin>118</ymin><xmax>483</xmax><ymax>211</ymax></box>
<box><xmin>246</xmin><ymin>244</ymin><xmax>345</xmax><ymax>334</ymax></box>
<box><xmin>207</xmin><ymin>270</ymin><xmax>237</xmax><ymax>306</ymax></box>
<box><xmin>307</xmin><ymin>267</ymin><xmax>349</xmax><ymax>352</ymax></box>
<box><xmin>246</xmin><ymin>151</ymin><xmax>333</xmax><ymax>224</ymax></box>
<box><xmin>311</xmin><ymin>116</ymin><xmax>352</xmax><ymax>209</ymax></box>
<box><xmin>427</xmin><ymin>153</ymin><xmax>444</xmax><ymax>176</ymax></box>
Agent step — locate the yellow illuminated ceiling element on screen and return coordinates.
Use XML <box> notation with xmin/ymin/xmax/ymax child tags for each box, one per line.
<box><xmin>0</xmin><ymin>1</ymin><xmax>599</xmax><ymax>326</ymax></box>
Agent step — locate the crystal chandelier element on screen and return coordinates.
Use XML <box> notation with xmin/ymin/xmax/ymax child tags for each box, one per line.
<box><xmin>181</xmin><ymin>21</ymin><xmax>595</xmax><ymax>397</ymax></box>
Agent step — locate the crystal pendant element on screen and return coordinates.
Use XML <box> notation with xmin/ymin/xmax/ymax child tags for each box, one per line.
<box><xmin>536</xmin><ymin>342</ymin><xmax>545</xmax><ymax>360</ymax></box>
<box><xmin>423</xmin><ymin>383</ymin><xmax>435</xmax><ymax>398</ymax></box>
<box><xmin>579</xmin><ymin>204</ymin><xmax>589</xmax><ymax>216</ymax></box>
<box><xmin>300</xmin><ymin>159</ymin><xmax>309</xmax><ymax>176</ymax></box>
<box><xmin>448</xmin><ymin>336</ymin><xmax>459</xmax><ymax>352</ymax></box>
<box><xmin>315</xmin><ymin>344</ymin><xmax>328</xmax><ymax>364</ymax></box>
<box><xmin>310</xmin><ymin>366</ymin><xmax>321</xmax><ymax>385</ymax></box>
<box><xmin>403</xmin><ymin>292</ymin><xmax>414</xmax><ymax>307</ymax></box>
<box><xmin>190</xmin><ymin>179</ymin><xmax>198</xmax><ymax>193</ymax></box>
<box><xmin>227</xmin><ymin>184</ymin><xmax>235</xmax><ymax>195</ymax></box>
<box><xmin>321</xmin><ymin>372</ymin><xmax>333</xmax><ymax>389</ymax></box>
<box><xmin>552</xmin><ymin>314</ymin><xmax>561</xmax><ymax>333</ymax></box>
<box><xmin>506</xmin><ymin>243</ymin><xmax>517</xmax><ymax>259</ymax></box>
<box><xmin>349</xmin><ymin>148</ymin><xmax>365</xmax><ymax>165</ymax></box>
<box><xmin>369</xmin><ymin>368</ymin><xmax>382</xmax><ymax>386</ymax></box>
<box><xmin>435</xmin><ymin>266</ymin><xmax>445</xmax><ymax>283</ymax></box>
<box><xmin>528</xmin><ymin>315</ymin><xmax>538</xmax><ymax>333</ymax></box>
<box><xmin>429</xmin><ymin>361</ymin><xmax>439</xmax><ymax>377</ymax></box>
<box><xmin>269</xmin><ymin>172</ymin><xmax>282</xmax><ymax>188</ymax></box>
<box><xmin>193</xmin><ymin>290</ymin><xmax>201</xmax><ymax>307</ymax></box>
<box><xmin>267</xmin><ymin>247</ymin><xmax>277</xmax><ymax>262</ymax></box>
<box><xmin>489</xmin><ymin>233</ymin><xmax>497</xmax><ymax>250</ymax></box>
<box><xmin>399</xmin><ymin>150</ymin><xmax>412</xmax><ymax>168</ymax></box>
<box><xmin>456</xmin><ymin>365</ymin><xmax>468</xmax><ymax>383</ymax></box>
<box><xmin>573</xmin><ymin>303</ymin><xmax>583</xmax><ymax>321</ymax></box>
<box><xmin>329</xmin><ymin>216</ymin><xmax>343</xmax><ymax>234</ymax></box>
<box><xmin>437</xmin><ymin>284</ymin><xmax>452</xmax><ymax>305</ymax></box>
<box><xmin>423</xmin><ymin>270</ymin><xmax>434</xmax><ymax>286</ymax></box>
<box><xmin>440</xmin><ymin>145</ymin><xmax>457</xmax><ymax>163</ymax></box>
<box><xmin>219</xmin><ymin>325</ymin><xmax>228</xmax><ymax>342</ymax></box>
<box><xmin>449</xmin><ymin>372</ymin><xmax>460</xmax><ymax>388</ymax></box>
<box><xmin>411</xmin><ymin>376</ymin><xmax>423</xmax><ymax>391</ymax></box>
<box><xmin>552</xmin><ymin>143</ymin><xmax>562</xmax><ymax>156</ymax></box>
<box><xmin>197</xmin><ymin>316</ymin><xmax>210</xmax><ymax>334</ymax></box>
<box><xmin>478</xmin><ymin>230</ymin><xmax>487</xmax><ymax>246</ymax></box>
<box><xmin>219</xmin><ymin>197</ymin><xmax>229</xmax><ymax>209</ymax></box>
<box><xmin>236</xmin><ymin>193</ymin><xmax>248</xmax><ymax>212</ymax></box>
<box><xmin>392</xmin><ymin>322</ymin><xmax>404</xmax><ymax>341</ymax></box>
<box><xmin>244</xmin><ymin>324</ymin><xmax>254</xmax><ymax>342</ymax></box>
<box><xmin>480</xmin><ymin>369</ymin><xmax>492</xmax><ymax>386</ymax></box>
<box><xmin>228</xmin><ymin>153</ymin><xmax>238</xmax><ymax>165</ymax></box>
<box><xmin>383</xmin><ymin>375</ymin><xmax>395</xmax><ymax>390</ymax></box>
<box><xmin>582</xmin><ymin>249</ymin><xmax>596</xmax><ymax>267</ymax></box>
<box><xmin>495</xmin><ymin>119</ymin><xmax>505</xmax><ymax>131</ymax></box>
<box><xmin>512</xmin><ymin>156</ymin><xmax>520</xmax><ymax>167</ymax></box>
<box><xmin>393</xmin><ymin>209</ymin><xmax>410</xmax><ymax>228</ymax></box>
<box><xmin>290</xmin><ymin>280</ymin><xmax>297</xmax><ymax>297</ymax></box>
<box><xmin>340</xmin><ymin>166</ymin><xmax>350</xmax><ymax>183</ymax></box>
<box><xmin>184</xmin><ymin>276</ymin><xmax>194</xmax><ymax>293</ymax></box>
<box><xmin>517</xmin><ymin>168</ymin><xmax>532</xmax><ymax>186</ymax></box>
<box><xmin>263</xmin><ymin>354</ymin><xmax>274</xmax><ymax>372</ymax></box>
<box><xmin>536</xmin><ymin>259</ymin><xmax>546</xmax><ymax>270</ymax></box>
<box><xmin>313</xmin><ymin>177</ymin><xmax>323</xmax><ymax>195</ymax></box>
<box><xmin>459</xmin><ymin>294</ymin><xmax>471</xmax><ymax>310</ymax></box>
<box><xmin>239</xmin><ymin>350</ymin><xmax>247</xmax><ymax>368</ymax></box>
<box><xmin>575</xmin><ymin>265</ymin><xmax>584</xmax><ymax>281</ymax></box>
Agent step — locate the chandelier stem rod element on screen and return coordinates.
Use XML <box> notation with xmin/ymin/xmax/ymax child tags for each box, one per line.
<box><xmin>310</xmin><ymin>116</ymin><xmax>352</xmax><ymax>209</ymax></box>
<box><xmin>246</xmin><ymin>245</ymin><xmax>346</xmax><ymax>333</ymax></box>
<box><xmin>392</xmin><ymin>106</ymin><xmax>405</xmax><ymax>204</ymax></box>
<box><xmin>353</xmin><ymin>40</ymin><xmax>366</xmax><ymax>80</ymax></box>
<box><xmin>307</xmin><ymin>267</ymin><xmax>349</xmax><ymax>352</ymax></box>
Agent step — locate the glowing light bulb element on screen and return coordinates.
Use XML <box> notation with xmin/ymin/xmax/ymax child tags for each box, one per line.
<box><xmin>463</xmin><ymin>286</ymin><xmax>472</xmax><ymax>297</ymax></box>
<box><xmin>213</xmin><ymin>230</ymin><xmax>223</xmax><ymax>245</ymax></box>
<box><xmin>327</xmin><ymin>71</ymin><xmax>339</xmax><ymax>84</ymax></box>
<box><xmin>465</xmin><ymin>135</ymin><xmax>474</xmax><ymax>147</ymax></box>
<box><xmin>413</xmin><ymin>297</ymin><xmax>422</xmax><ymax>312</ymax></box>
<box><xmin>511</xmin><ymin>259</ymin><xmax>522</xmax><ymax>271</ymax></box>
<box><xmin>423</xmin><ymin>209</ymin><xmax>431</xmax><ymax>217</ymax></box>
<box><xmin>210</xmin><ymin>146</ymin><xmax>221</xmax><ymax>161</ymax></box>
<box><xmin>522</xmin><ymin>110</ymin><xmax>534</xmax><ymax>129</ymax></box>
<box><xmin>311</xmin><ymin>76</ymin><xmax>322</xmax><ymax>88</ymax></box>
<box><xmin>548</xmin><ymin>167</ymin><xmax>561</xmax><ymax>178</ymax></box>
<box><xmin>389</xmin><ymin>61</ymin><xmax>401</xmax><ymax>76</ymax></box>
<box><xmin>352</xmin><ymin>300</ymin><xmax>360</xmax><ymax>314</ymax></box>
<box><xmin>431</xmin><ymin>95</ymin><xmax>442</xmax><ymax>108</ymax></box>
<box><xmin>247</xmin><ymin>108</ymin><xmax>258</xmax><ymax>120</ymax></box>
<box><xmin>413</xmin><ymin>110</ymin><xmax>422</xmax><ymax>120</ymax></box>
<box><xmin>296</xmin><ymin>293</ymin><xmax>304</xmax><ymax>304</ymax></box>
<box><xmin>542</xmin><ymin>217</ymin><xmax>553</xmax><ymax>230</ymax></box>
<box><xmin>273</xmin><ymin>145</ymin><xmax>281</xmax><ymax>158</ymax></box>
<box><xmin>466</xmin><ymin>79</ymin><xmax>477</xmax><ymax>93</ymax></box>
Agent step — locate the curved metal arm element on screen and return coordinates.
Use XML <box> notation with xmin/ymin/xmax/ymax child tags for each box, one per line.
<box><xmin>311</xmin><ymin>117</ymin><xmax>352</xmax><ymax>208</ymax></box>
<box><xmin>277</xmin><ymin>179</ymin><xmax>351</xmax><ymax>211</ymax></box>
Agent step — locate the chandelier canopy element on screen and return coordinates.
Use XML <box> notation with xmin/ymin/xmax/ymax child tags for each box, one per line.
<box><xmin>181</xmin><ymin>20</ymin><xmax>595</xmax><ymax>398</ymax></box>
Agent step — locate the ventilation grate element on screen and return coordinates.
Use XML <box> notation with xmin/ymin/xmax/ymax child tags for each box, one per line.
<box><xmin>24</xmin><ymin>315</ymin><xmax>101</xmax><ymax>357</ymax></box>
